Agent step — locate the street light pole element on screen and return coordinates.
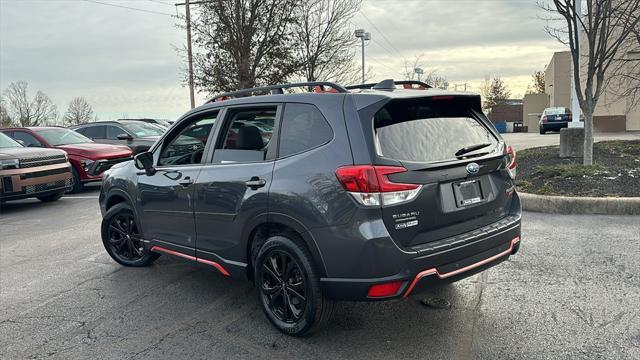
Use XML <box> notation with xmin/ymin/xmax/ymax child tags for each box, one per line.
<box><xmin>185</xmin><ymin>0</ymin><xmax>195</xmax><ymax>109</ymax></box>
<box><xmin>355</xmin><ymin>29</ymin><xmax>370</xmax><ymax>84</ymax></box>
<box><xmin>414</xmin><ymin>67</ymin><xmax>423</xmax><ymax>81</ymax></box>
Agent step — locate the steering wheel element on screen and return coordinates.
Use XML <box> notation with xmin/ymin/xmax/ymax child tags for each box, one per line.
<box><xmin>190</xmin><ymin>148</ymin><xmax>204</xmax><ymax>164</ymax></box>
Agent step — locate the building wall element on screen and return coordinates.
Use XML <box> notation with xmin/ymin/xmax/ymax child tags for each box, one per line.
<box><xmin>544</xmin><ymin>48</ymin><xmax>639</xmax><ymax>131</ymax></box>
<box><xmin>545</xmin><ymin>51</ymin><xmax>572</xmax><ymax>109</ymax></box>
<box><xmin>523</xmin><ymin>93</ymin><xmax>550</xmax><ymax>132</ymax></box>
<box><xmin>489</xmin><ymin>104</ymin><xmax>523</xmax><ymax>123</ymax></box>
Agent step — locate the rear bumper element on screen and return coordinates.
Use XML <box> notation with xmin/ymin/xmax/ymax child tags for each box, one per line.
<box><xmin>541</xmin><ymin>122</ymin><xmax>568</xmax><ymax>131</ymax></box>
<box><xmin>319</xmin><ymin>214</ymin><xmax>521</xmax><ymax>301</ymax></box>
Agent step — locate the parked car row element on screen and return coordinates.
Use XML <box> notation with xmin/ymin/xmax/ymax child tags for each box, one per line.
<box><xmin>0</xmin><ymin>119</ymin><xmax>170</xmax><ymax>205</ymax></box>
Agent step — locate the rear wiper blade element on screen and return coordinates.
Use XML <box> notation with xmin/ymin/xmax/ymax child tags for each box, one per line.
<box><xmin>455</xmin><ymin>143</ymin><xmax>492</xmax><ymax>157</ymax></box>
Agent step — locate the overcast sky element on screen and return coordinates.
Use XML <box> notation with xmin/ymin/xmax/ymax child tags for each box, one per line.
<box><xmin>0</xmin><ymin>0</ymin><xmax>566</xmax><ymax>121</ymax></box>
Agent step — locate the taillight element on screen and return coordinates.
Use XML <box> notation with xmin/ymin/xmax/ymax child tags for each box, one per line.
<box><xmin>542</xmin><ymin>115</ymin><xmax>548</xmax><ymax>123</ymax></box>
<box><xmin>568</xmin><ymin>113</ymin><xmax>573</xmax><ymax>121</ymax></box>
<box><xmin>504</xmin><ymin>145</ymin><xmax>517</xmax><ymax>179</ymax></box>
<box><xmin>367</xmin><ymin>281</ymin><xmax>404</xmax><ymax>298</ymax></box>
<box><xmin>335</xmin><ymin>165</ymin><xmax>421</xmax><ymax>206</ymax></box>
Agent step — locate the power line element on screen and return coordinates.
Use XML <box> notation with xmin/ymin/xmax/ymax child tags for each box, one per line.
<box><xmin>146</xmin><ymin>0</ymin><xmax>175</xmax><ymax>7</ymax></box>
<box><xmin>82</xmin><ymin>0</ymin><xmax>175</xmax><ymax>17</ymax></box>
<box><xmin>358</xmin><ymin>8</ymin><xmax>406</xmax><ymax>62</ymax></box>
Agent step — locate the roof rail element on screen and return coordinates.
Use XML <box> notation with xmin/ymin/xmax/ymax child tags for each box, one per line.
<box><xmin>207</xmin><ymin>81</ymin><xmax>348</xmax><ymax>103</ymax></box>
<box><xmin>345</xmin><ymin>79</ymin><xmax>433</xmax><ymax>90</ymax></box>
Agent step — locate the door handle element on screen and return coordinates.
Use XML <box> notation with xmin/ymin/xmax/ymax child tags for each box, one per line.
<box><xmin>178</xmin><ymin>176</ymin><xmax>194</xmax><ymax>187</ymax></box>
<box><xmin>245</xmin><ymin>177</ymin><xmax>266</xmax><ymax>189</ymax></box>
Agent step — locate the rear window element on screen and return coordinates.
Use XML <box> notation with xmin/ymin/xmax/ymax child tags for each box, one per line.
<box><xmin>373</xmin><ymin>97</ymin><xmax>498</xmax><ymax>163</ymax></box>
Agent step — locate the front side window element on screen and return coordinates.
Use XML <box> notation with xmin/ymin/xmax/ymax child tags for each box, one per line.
<box><xmin>12</xmin><ymin>131</ymin><xmax>43</xmax><ymax>147</ymax></box>
<box><xmin>106</xmin><ymin>125</ymin><xmax>128</xmax><ymax>140</ymax></box>
<box><xmin>157</xmin><ymin>114</ymin><xmax>217</xmax><ymax>166</ymax></box>
<box><xmin>278</xmin><ymin>103</ymin><xmax>333</xmax><ymax>157</ymax></box>
<box><xmin>373</xmin><ymin>97</ymin><xmax>498</xmax><ymax>163</ymax></box>
<box><xmin>213</xmin><ymin>107</ymin><xmax>277</xmax><ymax>163</ymax></box>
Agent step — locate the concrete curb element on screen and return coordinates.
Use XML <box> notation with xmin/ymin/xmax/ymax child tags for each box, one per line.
<box><xmin>520</xmin><ymin>192</ymin><xmax>640</xmax><ymax>215</ymax></box>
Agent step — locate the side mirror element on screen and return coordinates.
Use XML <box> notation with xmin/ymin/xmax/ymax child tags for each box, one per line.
<box><xmin>117</xmin><ymin>133</ymin><xmax>133</xmax><ymax>141</ymax></box>
<box><xmin>134</xmin><ymin>151</ymin><xmax>155</xmax><ymax>176</ymax></box>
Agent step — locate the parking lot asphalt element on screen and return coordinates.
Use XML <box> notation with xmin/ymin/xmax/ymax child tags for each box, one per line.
<box><xmin>1</xmin><ymin>187</ymin><xmax>639</xmax><ymax>360</ymax></box>
<box><xmin>502</xmin><ymin>131</ymin><xmax>640</xmax><ymax>151</ymax></box>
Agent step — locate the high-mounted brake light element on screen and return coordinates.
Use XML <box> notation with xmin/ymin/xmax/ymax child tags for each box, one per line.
<box><xmin>504</xmin><ymin>145</ymin><xmax>517</xmax><ymax>179</ymax></box>
<box><xmin>430</xmin><ymin>95</ymin><xmax>455</xmax><ymax>101</ymax></box>
<box><xmin>335</xmin><ymin>165</ymin><xmax>421</xmax><ymax>206</ymax></box>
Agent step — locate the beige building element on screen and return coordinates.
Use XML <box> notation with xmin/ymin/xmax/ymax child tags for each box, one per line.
<box><xmin>544</xmin><ymin>51</ymin><xmax>572</xmax><ymax>110</ymax></box>
<box><xmin>540</xmin><ymin>47</ymin><xmax>640</xmax><ymax>132</ymax></box>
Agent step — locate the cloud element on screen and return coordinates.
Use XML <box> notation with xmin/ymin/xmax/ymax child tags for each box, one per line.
<box><xmin>0</xmin><ymin>0</ymin><xmax>566</xmax><ymax>119</ymax></box>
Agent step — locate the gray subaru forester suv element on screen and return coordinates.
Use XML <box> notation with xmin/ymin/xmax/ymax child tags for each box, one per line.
<box><xmin>99</xmin><ymin>80</ymin><xmax>521</xmax><ymax>336</ymax></box>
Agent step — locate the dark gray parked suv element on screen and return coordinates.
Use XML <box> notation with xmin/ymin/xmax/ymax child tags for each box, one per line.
<box><xmin>99</xmin><ymin>80</ymin><xmax>521</xmax><ymax>336</ymax></box>
<box><xmin>71</xmin><ymin>120</ymin><xmax>167</xmax><ymax>155</ymax></box>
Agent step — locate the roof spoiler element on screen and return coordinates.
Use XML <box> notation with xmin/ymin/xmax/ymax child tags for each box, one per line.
<box><xmin>345</xmin><ymin>79</ymin><xmax>433</xmax><ymax>90</ymax></box>
<box><xmin>207</xmin><ymin>81</ymin><xmax>348</xmax><ymax>103</ymax></box>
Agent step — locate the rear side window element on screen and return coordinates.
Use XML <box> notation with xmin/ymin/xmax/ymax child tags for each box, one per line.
<box><xmin>373</xmin><ymin>97</ymin><xmax>498</xmax><ymax>163</ymax></box>
<box><xmin>213</xmin><ymin>107</ymin><xmax>277</xmax><ymax>163</ymax></box>
<box><xmin>83</xmin><ymin>126</ymin><xmax>105</xmax><ymax>139</ymax></box>
<box><xmin>278</xmin><ymin>103</ymin><xmax>333</xmax><ymax>157</ymax></box>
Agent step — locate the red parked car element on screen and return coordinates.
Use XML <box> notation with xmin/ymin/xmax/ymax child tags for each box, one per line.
<box><xmin>0</xmin><ymin>127</ymin><xmax>132</xmax><ymax>193</ymax></box>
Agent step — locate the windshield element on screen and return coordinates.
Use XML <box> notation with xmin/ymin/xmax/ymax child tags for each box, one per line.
<box><xmin>120</xmin><ymin>121</ymin><xmax>165</xmax><ymax>137</ymax></box>
<box><xmin>36</xmin><ymin>128</ymin><xmax>92</xmax><ymax>146</ymax></box>
<box><xmin>0</xmin><ymin>132</ymin><xmax>23</xmax><ymax>148</ymax></box>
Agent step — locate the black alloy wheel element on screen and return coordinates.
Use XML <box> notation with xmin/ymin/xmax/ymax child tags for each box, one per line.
<box><xmin>107</xmin><ymin>212</ymin><xmax>145</xmax><ymax>263</ymax></box>
<box><xmin>255</xmin><ymin>235</ymin><xmax>335</xmax><ymax>336</ymax></box>
<box><xmin>101</xmin><ymin>203</ymin><xmax>159</xmax><ymax>267</ymax></box>
<box><xmin>260</xmin><ymin>250</ymin><xmax>307</xmax><ymax>323</ymax></box>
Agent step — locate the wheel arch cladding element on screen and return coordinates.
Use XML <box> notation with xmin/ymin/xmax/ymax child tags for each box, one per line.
<box><xmin>246</xmin><ymin>219</ymin><xmax>327</xmax><ymax>280</ymax></box>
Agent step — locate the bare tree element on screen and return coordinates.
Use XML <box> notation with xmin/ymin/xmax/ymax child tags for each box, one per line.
<box><xmin>2</xmin><ymin>81</ymin><xmax>57</xmax><ymax>126</ymax></box>
<box><xmin>63</xmin><ymin>97</ymin><xmax>94</xmax><ymax>126</ymax></box>
<box><xmin>401</xmin><ymin>54</ymin><xmax>448</xmax><ymax>89</ymax></box>
<box><xmin>542</xmin><ymin>0</ymin><xmax>640</xmax><ymax>165</ymax></box>
<box><xmin>607</xmin><ymin>26</ymin><xmax>640</xmax><ymax>110</ymax></box>
<box><xmin>294</xmin><ymin>0</ymin><xmax>361</xmax><ymax>84</ymax></box>
<box><xmin>526</xmin><ymin>70</ymin><xmax>546</xmax><ymax>94</ymax></box>
<box><xmin>480</xmin><ymin>76</ymin><xmax>511</xmax><ymax>112</ymax></box>
<box><xmin>189</xmin><ymin>0</ymin><xmax>300</xmax><ymax>95</ymax></box>
<box><xmin>1</xmin><ymin>100</ymin><xmax>12</xmax><ymax>128</ymax></box>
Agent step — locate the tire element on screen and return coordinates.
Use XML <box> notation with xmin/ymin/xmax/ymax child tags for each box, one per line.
<box><xmin>254</xmin><ymin>235</ymin><xmax>335</xmax><ymax>336</ymax></box>
<box><xmin>539</xmin><ymin>126</ymin><xmax>546</xmax><ymax>135</ymax></box>
<box><xmin>101</xmin><ymin>202</ymin><xmax>159</xmax><ymax>267</ymax></box>
<box><xmin>37</xmin><ymin>191</ymin><xmax>64</xmax><ymax>202</ymax></box>
<box><xmin>68</xmin><ymin>166</ymin><xmax>84</xmax><ymax>194</ymax></box>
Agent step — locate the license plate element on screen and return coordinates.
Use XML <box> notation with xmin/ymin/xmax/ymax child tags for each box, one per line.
<box><xmin>556</xmin><ymin>116</ymin><xmax>562</xmax><ymax>121</ymax></box>
<box><xmin>453</xmin><ymin>180</ymin><xmax>483</xmax><ymax>207</ymax></box>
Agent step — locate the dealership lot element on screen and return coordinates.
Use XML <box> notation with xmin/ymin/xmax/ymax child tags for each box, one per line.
<box><xmin>502</xmin><ymin>131</ymin><xmax>640</xmax><ymax>151</ymax></box>
<box><xmin>1</xmin><ymin>187</ymin><xmax>638</xmax><ymax>360</ymax></box>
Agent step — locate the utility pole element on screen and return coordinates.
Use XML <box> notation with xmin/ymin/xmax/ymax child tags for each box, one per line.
<box><xmin>176</xmin><ymin>0</ymin><xmax>206</xmax><ymax>109</ymax></box>
<box><xmin>354</xmin><ymin>29</ymin><xmax>370</xmax><ymax>84</ymax></box>
<box><xmin>570</xmin><ymin>0</ymin><xmax>582</xmax><ymax>127</ymax></box>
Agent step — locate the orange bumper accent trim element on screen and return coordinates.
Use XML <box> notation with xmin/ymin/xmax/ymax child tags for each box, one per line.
<box><xmin>403</xmin><ymin>236</ymin><xmax>520</xmax><ymax>298</ymax></box>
